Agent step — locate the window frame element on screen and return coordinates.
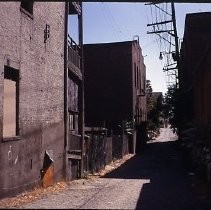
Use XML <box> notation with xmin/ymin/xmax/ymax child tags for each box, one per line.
<box><xmin>134</xmin><ymin>63</ymin><xmax>136</xmax><ymax>87</ymax></box>
<box><xmin>2</xmin><ymin>66</ymin><xmax>20</xmax><ymax>142</ymax></box>
<box><xmin>69</xmin><ymin>111</ymin><xmax>79</xmax><ymax>134</ymax></box>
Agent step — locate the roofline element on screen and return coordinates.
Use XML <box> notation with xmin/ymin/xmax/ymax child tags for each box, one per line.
<box><xmin>84</xmin><ymin>40</ymin><xmax>139</xmax><ymax>46</ymax></box>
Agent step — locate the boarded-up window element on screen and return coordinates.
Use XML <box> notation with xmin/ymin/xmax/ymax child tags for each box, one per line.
<box><xmin>68</xmin><ymin>77</ymin><xmax>79</xmax><ymax>134</ymax></box>
<box><xmin>69</xmin><ymin>114</ymin><xmax>74</xmax><ymax>130</ymax></box>
<box><xmin>3</xmin><ymin>67</ymin><xmax>19</xmax><ymax>137</ymax></box>
<box><xmin>69</xmin><ymin>113</ymin><xmax>79</xmax><ymax>133</ymax></box>
<box><xmin>68</xmin><ymin>77</ymin><xmax>78</xmax><ymax>112</ymax></box>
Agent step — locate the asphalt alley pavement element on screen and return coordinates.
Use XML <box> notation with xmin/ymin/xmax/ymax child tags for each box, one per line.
<box><xmin>22</xmin><ymin>128</ymin><xmax>211</xmax><ymax>209</ymax></box>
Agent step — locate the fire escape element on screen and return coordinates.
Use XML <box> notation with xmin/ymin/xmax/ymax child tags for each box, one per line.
<box><xmin>66</xmin><ymin>2</ymin><xmax>84</xmax><ymax>180</ymax></box>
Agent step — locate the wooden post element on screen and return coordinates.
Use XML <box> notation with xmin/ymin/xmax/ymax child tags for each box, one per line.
<box><xmin>171</xmin><ymin>2</ymin><xmax>180</xmax><ymax>88</ymax></box>
<box><xmin>79</xmin><ymin>2</ymin><xmax>84</xmax><ymax>178</ymax></box>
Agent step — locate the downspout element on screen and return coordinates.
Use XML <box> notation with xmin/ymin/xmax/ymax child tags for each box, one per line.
<box><xmin>64</xmin><ymin>2</ymin><xmax>69</xmax><ymax>180</ymax></box>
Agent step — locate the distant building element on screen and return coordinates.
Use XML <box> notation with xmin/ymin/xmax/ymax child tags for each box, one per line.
<box><xmin>152</xmin><ymin>92</ymin><xmax>163</xmax><ymax>100</ymax></box>
<box><xmin>84</xmin><ymin>40</ymin><xmax>147</xmax><ymax>153</ymax></box>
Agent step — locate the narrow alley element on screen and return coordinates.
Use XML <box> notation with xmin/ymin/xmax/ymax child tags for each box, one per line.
<box><xmin>19</xmin><ymin>128</ymin><xmax>211</xmax><ymax>209</ymax></box>
<box><xmin>1</xmin><ymin>2</ymin><xmax>211</xmax><ymax>209</ymax></box>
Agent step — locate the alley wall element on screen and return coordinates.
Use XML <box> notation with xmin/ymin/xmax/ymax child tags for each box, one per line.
<box><xmin>0</xmin><ymin>2</ymin><xmax>65</xmax><ymax>197</ymax></box>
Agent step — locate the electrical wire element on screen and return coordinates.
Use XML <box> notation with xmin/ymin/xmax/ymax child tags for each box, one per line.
<box><xmin>101</xmin><ymin>3</ymin><xmax>122</xmax><ymax>41</ymax></box>
<box><xmin>105</xmin><ymin>4</ymin><xmax>124</xmax><ymax>39</ymax></box>
<box><xmin>100</xmin><ymin>3</ymin><xmax>120</xmax><ymax>41</ymax></box>
<box><xmin>146</xmin><ymin>2</ymin><xmax>178</xmax><ymax>88</ymax></box>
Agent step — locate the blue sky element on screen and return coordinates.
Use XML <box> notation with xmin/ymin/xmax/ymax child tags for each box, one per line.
<box><xmin>68</xmin><ymin>3</ymin><xmax>211</xmax><ymax>94</ymax></box>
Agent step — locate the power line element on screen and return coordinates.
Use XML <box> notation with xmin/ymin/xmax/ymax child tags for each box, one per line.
<box><xmin>97</xmin><ymin>3</ymin><xmax>117</xmax><ymax>41</ymax></box>
<box><xmin>105</xmin><ymin>4</ymin><xmax>125</xmax><ymax>38</ymax></box>
<box><xmin>101</xmin><ymin>3</ymin><xmax>123</xmax><ymax>41</ymax></box>
<box><xmin>100</xmin><ymin>3</ymin><xmax>120</xmax><ymax>41</ymax></box>
<box><xmin>146</xmin><ymin>2</ymin><xmax>179</xmax><ymax>88</ymax></box>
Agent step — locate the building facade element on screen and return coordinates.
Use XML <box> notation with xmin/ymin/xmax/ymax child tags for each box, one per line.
<box><xmin>84</xmin><ymin>40</ymin><xmax>147</xmax><ymax>153</ymax></box>
<box><xmin>0</xmin><ymin>2</ymin><xmax>84</xmax><ymax>198</ymax></box>
<box><xmin>180</xmin><ymin>12</ymin><xmax>211</xmax><ymax>133</ymax></box>
<box><xmin>180</xmin><ymin>12</ymin><xmax>211</xmax><ymax>181</ymax></box>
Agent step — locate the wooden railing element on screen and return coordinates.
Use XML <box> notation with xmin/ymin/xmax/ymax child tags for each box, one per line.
<box><xmin>67</xmin><ymin>133</ymin><xmax>81</xmax><ymax>159</ymax></box>
<box><xmin>68</xmin><ymin>34</ymin><xmax>81</xmax><ymax>69</ymax></box>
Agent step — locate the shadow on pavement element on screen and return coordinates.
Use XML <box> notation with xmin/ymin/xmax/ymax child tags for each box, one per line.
<box><xmin>102</xmin><ymin>140</ymin><xmax>211</xmax><ymax>210</ymax></box>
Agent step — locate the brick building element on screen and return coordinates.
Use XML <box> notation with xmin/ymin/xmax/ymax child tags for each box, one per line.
<box><xmin>84</xmin><ymin>40</ymin><xmax>147</xmax><ymax>154</ymax></box>
<box><xmin>180</xmin><ymin>12</ymin><xmax>211</xmax><ymax>181</ymax></box>
<box><xmin>0</xmin><ymin>2</ymin><xmax>84</xmax><ymax>198</ymax></box>
<box><xmin>180</xmin><ymin>12</ymin><xmax>211</xmax><ymax>132</ymax></box>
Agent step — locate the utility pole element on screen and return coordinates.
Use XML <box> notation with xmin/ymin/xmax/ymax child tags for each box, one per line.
<box><xmin>78</xmin><ymin>1</ymin><xmax>84</xmax><ymax>178</ymax></box>
<box><xmin>171</xmin><ymin>2</ymin><xmax>180</xmax><ymax>88</ymax></box>
<box><xmin>146</xmin><ymin>2</ymin><xmax>179</xmax><ymax>88</ymax></box>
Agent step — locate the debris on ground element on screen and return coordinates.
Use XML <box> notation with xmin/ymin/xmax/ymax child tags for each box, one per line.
<box><xmin>0</xmin><ymin>181</ymin><xmax>68</xmax><ymax>209</ymax></box>
<box><xmin>0</xmin><ymin>154</ymin><xmax>134</xmax><ymax>209</ymax></box>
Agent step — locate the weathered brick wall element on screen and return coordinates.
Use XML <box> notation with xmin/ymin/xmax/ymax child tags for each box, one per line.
<box><xmin>0</xmin><ymin>2</ymin><xmax>65</xmax><ymax>198</ymax></box>
<box><xmin>84</xmin><ymin>41</ymin><xmax>146</xmax><ymax>156</ymax></box>
<box><xmin>140</xmin><ymin>64</ymin><xmax>147</xmax><ymax>122</ymax></box>
<box><xmin>180</xmin><ymin>12</ymin><xmax>211</xmax><ymax>183</ymax></box>
<box><xmin>131</xmin><ymin>41</ymin><xmax>147</xmax><ymax>123</ymax></box>
<box><xmin>131</xmin><ymin>41</ymin><xmax>147</xmax><ymax>153</ymax></box>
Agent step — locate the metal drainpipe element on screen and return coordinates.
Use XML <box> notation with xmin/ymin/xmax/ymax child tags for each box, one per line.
<box><xmin>64</xmin><ymin>2</ymin><xmax>69</xmax><ymax>180</ymax></box>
